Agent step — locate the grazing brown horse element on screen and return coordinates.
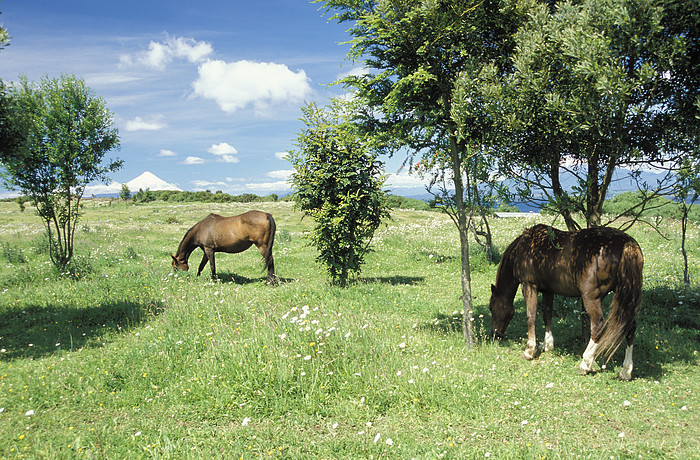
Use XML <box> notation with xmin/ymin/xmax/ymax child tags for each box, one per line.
<box><xmin>489</xmin><ymin>224</ymin><xmax>643</xmax><ymax>380</ymax></box>
<box><xmin>171</xmin><ymin>210</ymin><xmax>276</xmax><ymax>283</ymax></box>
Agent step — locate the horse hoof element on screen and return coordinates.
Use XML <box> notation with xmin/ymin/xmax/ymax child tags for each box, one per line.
<box><xmin>521</xmin><ymin>352</ymin><xmax>535</xmax><ymax>361</ymax></box>
<box><xmin>578</xmin><ymin>366</ymin><xmax>596</xmax><ymax>376</ymax></box>
<box><xmin>618</xmin><ymin>371</ymin><xmax>632</xmax><ymax>381</ymax></box>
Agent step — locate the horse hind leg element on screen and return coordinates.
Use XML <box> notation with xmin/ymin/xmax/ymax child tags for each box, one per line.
<box><xmin>521</xmin><ymin>283</ymin><xmax>538</xmax><ymax>360</ymax></box>
<box><xmin>542</xmin><ymin>292</ymin><xmax>554</xmax><ymax>352</ymax></box>
<box><xmin>266</xmin><ymin>256</ymin><xmax>276</xmax><ymax>284</ymax></box>
<box><xmin>618</xmin><ymin>322</ymin><xmax>636</xmax><ymax>381</ymax></box>
<box><xmin>578</xmin><ymin>338</ymin><xmax>599</xmax><ymax>375</ymax></box>
<box><xmin>257</xmin><ymin>243</ymin><xmax>276</xmax><ymax>284</ymax></box>
<box><xmin>578</xmin><ymin>296</ymin><xmax>605</xmax><ymax>375</ymax></box>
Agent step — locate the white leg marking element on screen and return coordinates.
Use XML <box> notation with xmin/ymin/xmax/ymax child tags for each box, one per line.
<box><xmin>579</xmin><ymin>338</ymin><xmax>598</xmax><ymax>374</ymax></box>
<box><xmin>544</xmin><ymin>331</ymin><xmax>554</xmax><ymax>352</ymax></box>
<box><xmin>619</xmin><ymin>345</ymin><xmax>634</xmax><ymax>381</ymax></box>
<box><xmin>523</xmin><ymin>338</ymin><xmax>537</xmax><ymax>360</ymax></box>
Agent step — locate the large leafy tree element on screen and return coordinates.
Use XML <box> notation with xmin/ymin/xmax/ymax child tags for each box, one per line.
<box><xmin>0</xmin><ymin>75</ymin><xmax>121</xmax><ymax>268</ymax></box>
<box><xmin>497</xmin><ymin>0</ymin><xmax>696</xmax><ymax>230</ymax></box>
<box><xmin>320</xmin><ymin>0</ymin><xmax>523</xmax><ymax>347</ymax></box>
<box><xmin>289</xmin><ymin>99</ymin><xmax>389</xmax><ymax>286</ymax></box>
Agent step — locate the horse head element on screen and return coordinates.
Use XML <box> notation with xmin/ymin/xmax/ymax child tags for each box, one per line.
<box><xmin>171</xmin><ymin>254</ymin><xmax>189</xmax><ymax>272</ymax></box>
<box><xmin>489</xmin><ymin>284</ymin><xmax>514</xmax><ymax>339</ymax></box>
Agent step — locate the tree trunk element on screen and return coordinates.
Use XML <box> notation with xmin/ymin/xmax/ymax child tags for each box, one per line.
<box><xmin>682</xmin><ymin>202</ymin><xmax>690</xmax><ymax>288</ymax></box>
<box><xmin>550</xmin><ymin>157</ymin><xmax>579</xmax><ymax>232</ymax></box>
<box><xmin>449</xmin><ymin>135</ymin><xmax>474</xmax><ymax>349</ymax></box>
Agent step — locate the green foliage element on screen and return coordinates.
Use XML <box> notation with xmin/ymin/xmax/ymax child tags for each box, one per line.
<box><xmin>290</xmin><ymin>100</ymin><xmax>390</xmax><ymax>286</ymax></box>
<box><xmin>0</xmin><ymin>75</ymin><xmax>121</xmax><ymax>269</ymax></box>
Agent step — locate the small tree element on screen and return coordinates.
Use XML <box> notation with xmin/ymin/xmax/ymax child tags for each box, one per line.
<box><xmin>119</xmin><ymin>183</ymin><xmax>131</xmax><ymax>201</ymax></box>
<box><xmin>674</xmin><ymin>158</ymin><xmax>700</xmax><ymax>288</ymax></box>
<box><xmin>289</xmin><ymin>99</ymin><xmax>389</xmax><ymax>286</ymax></box>
<box><xmin>0</xmin><ymin>75</ymin><xmax>121</xmax><ymax>268</ymax></box>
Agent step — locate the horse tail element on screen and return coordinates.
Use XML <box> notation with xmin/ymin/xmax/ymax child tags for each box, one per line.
<box><xmin>263</xmin><ymin>213</ymin><xmax>276</xmax><ymax>272</ymax></box>
<box><xmin>595</xmin><ymin>241</ymin><xmax>644</xmax><ymax>362</ymax></box>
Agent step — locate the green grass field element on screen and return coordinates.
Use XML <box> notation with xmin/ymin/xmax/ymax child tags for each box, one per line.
<box><xmin>0</xmin><ymin>200</ymin><xmax>698</xmax><ymax>459</ymax></box>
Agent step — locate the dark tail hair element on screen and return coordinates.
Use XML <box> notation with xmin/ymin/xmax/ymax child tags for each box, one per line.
<box><xmin>263</xmin><ymin>213</ymin><xmax>276</xmax><ymax>272</ymax></box>
<box><xmin>595</xmin><ymin>242</ymin><xmax>643</xmax><ymax>362</ymax></box>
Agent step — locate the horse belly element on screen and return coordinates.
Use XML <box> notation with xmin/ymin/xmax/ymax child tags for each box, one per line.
<box><xmin>537</xmin><ymin>273</ymin><xmax>580</xmax><ymax>297</ymax></box>
<box><xmin>219</xmin><ymin>240</ymin><xmax>254</xmax><ymax>253</ymax></box>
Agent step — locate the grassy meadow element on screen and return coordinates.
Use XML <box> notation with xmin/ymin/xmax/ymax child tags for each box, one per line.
<box><xmin>0</xmin><ymin>200</ymin><xmax>698</xmax><ymax>459</ymax></box>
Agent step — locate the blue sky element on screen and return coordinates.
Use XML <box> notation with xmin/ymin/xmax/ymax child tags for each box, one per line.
<box><xmin>0</xmin><ymin>0</ymin><xmax>424</xmax><ymax>197</ymax></box>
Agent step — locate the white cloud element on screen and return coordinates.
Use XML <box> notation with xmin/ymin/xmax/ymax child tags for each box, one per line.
<box><xmin>192</xmin><ymin>179</ymin><xmax>227</xmax><ymax>189</ymax></box>
<box><xmin>208</xmin><ymin>142</ymin><xmax>238</xmax><ymax>155</ymax></box>
<box><xmin>244</xmin><ymin>180</ymin><xmax>292</xmax><ymax>193</ymax></box>
<box><xmin>122</xmin><ymin>36</ymin><xmax>213</xmax><ymax>70</ymax></box>
<box><xmin>275</xmin><ymin>151</ymin><xmax>290</xmax><ymax>160</ymax></box>
<box><xmin>217</xmin><ymin>155</ymin><xmax>239</xmax><ymax>164</ymax></box>
<box><xmin>125</xmin><ymin>115</ymin><xmax>167</xmax><ymax>131</ymax></box>
<box><xmin>85</xmin><ymin>73</ymin><xmax>142</xmax><ymax>87</ymax></box>
<box><xmin>207</xmin><ymin>142</ymin><xmax>239</xmax><ymax>163</ymax></box>
<box><xmin>266</xmin><ymin>170</ymin><xmax>293</xmax><ymax>180</ymax></box>
<box><xmin>192</xmin><ymin>59</ymin><xmax>312</xmax><ymax>115</ymax></box>
<box><xmin>158</xmin><ymin>149</ymin><xmax>177</xmax><ymax>157</ymax></box>
<box><xmin>183</xmin><ymin>156</ymin><xmax>206</xmax><ymax>165</ymax></box>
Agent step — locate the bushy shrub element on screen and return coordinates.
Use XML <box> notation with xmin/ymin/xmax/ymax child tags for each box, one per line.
<box><xmin>1</xmin><ymin>242</ymin><xmax>27</xmax><ymax>264</ymax></box>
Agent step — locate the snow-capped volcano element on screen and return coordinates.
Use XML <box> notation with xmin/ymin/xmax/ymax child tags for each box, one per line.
<box><xmin>125</xmin><ymin>171</ymin><xmax>181</xmax><ymax>192</ymax></box>
<box><xmin>82</xmin><ymin>171</ymin><xmax>181</xmax><ymax>196</ymax></box>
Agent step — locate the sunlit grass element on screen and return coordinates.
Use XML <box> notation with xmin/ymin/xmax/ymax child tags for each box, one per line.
<box><xmin>0</xmin><ymin>200</ymin><xmax>697</xmax><ymax>458</ymax></box>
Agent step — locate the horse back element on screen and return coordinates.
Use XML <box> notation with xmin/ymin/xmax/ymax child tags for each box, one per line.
<box><xmin>512</xmin><ymin>224</ymin><xmax>639</xmax><ymax>297</ymax></box>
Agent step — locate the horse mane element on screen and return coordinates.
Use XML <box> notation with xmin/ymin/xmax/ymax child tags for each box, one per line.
<box><xmin>175</xmin><ymin>222</ymin><xmax>201</xmax><ymax>258</ymax></box>
<box><xmin>494</xmin><ymin>234</ymin><xmax>520</xmax><ymax>290</ymax></box>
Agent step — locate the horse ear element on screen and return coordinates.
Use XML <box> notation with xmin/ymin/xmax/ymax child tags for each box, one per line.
<box><xmin>171</xmin><ymin>254</ymin><xmax>177</xmax><ymax>261</ymax></box>
<box><xmin>490</xmin><ymin>284</ymin><xmax>496</xmax><ymax>294</ymax></box>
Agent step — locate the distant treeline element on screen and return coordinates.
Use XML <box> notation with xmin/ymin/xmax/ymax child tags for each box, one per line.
<box><xmin>130</xmin><ymin>189</ymin><xmax>280</xmax><ymax>204</ymax></box>
<box><xmin>131</xmin><ymin>189</ymin><xmax>435</xmax><ymax>210</ymax></box>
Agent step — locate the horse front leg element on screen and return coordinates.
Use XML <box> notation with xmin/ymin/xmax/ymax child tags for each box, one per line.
<box><xmin>207</xmin><ymin>248</ymin><xmax>217</xmax><ymax>280</ymax></box>
<box><xmin>542</xmin><ymin>292</ymin><xmax>554</xmax><ymax>352</ymax></box>
<box><xmin>199</xmin><ymin>247</ymin><xmax>217</xmax><ymax>280</ymax></box>
<box><xmin>578</xmin><ymin>297</ymin><xmax>604</xmax><ymax>375</ymax></box>
<box><xmin>521</xmin><ymin>283</ymin><xmax>538</xmax><ymax>360</ymax></box>
<box><xmin>197</xmin><ymin>250</ymin><xmax>209</xmax><ymax>276</ymax></box>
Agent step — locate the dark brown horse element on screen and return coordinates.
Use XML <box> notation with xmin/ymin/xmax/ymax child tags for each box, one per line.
<box><xmin>171</xmin><ymin>210</ymin><xmax>276</xmax><ymax>283</ymax></box>
<box><xmin>489</xmin><ymin>224</ymin><xmax>643</xmax><ymax>380</ymax></box>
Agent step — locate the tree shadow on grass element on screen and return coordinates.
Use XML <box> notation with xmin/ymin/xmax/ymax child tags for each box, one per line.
<box><xmin>358</xmin><ymin>276</ymin><xmax>426</xmax><ymax>286</ymax></box>
<box><xmin>0</xmin><ymin>300</ymin><xmax>159</xmax><ymax>361</ymax></box>
<box><xmin>213</xmin><ymin>272</ymin><xmax>296</xmax><ymax>285</ymax></box>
